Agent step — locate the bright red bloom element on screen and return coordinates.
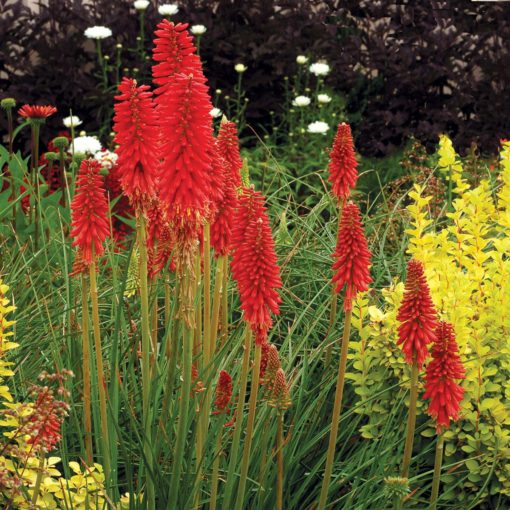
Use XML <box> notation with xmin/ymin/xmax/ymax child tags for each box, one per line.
<box><xmin>18</xmin><ymin>104</ymin><xmax>57</xmax><ymax>119</ymax></box>
<box><xmin>231</xmin><ymin>188</ymin><xmax>282</xmax><ymax>345</ymax></box>
<box><xmin>152</xmin><ymin>21</ymin><xmax>205</xmax><ymax>91</ymax></box>
<box><xmin>423</xmin><ymin>322</ymin><xmax>465</xmax><ymax>431</ymax></box>
<box><xmin>157</xmin><ymin>72</ymin><xmax>215</xmax><ymax>234</ymax></box>
<box><xmin>210</xmin><ymin>143</ymin><xmax>238</xmax><ymax>257</ymax></box>
<box><xmin>397</xmin><ymin>260</ymin><xmax>438</xmax><ymax>366</ymax></box>
<box><xmin>113</xmin><ymin>78</ymin><xmax>160</xmax><ymax>209</ymax></box>
<box><xmin>213</xmin><ymin>370</ymin><xmax>233</xmax><ymax>415</ymax></box>
<box><xmin>331</xmin><ymin>202</ymin><xmax>372</xmax><ymax>311</ymax></box>
<box><xmin>328</xmin><ymin>122</ymin><xmax>358</xmax><ymax>201</ymax></box>
<box><xmin>70</xmin><ymin>160</ymin><xmax>110</xmax><ymax>264</ymax></box>
<box><xmin>217</xmin><ymin>120</ymin><xmax>243</xmax><ymax>189</ymax></box>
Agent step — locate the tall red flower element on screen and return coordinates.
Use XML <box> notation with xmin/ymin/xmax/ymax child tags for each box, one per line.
<box><xmin>231</xmin><ymin>188</ymin><xmax>282</xmax><ymax>345</ymax></box>
<box><xmin>157</xmin><ymin>72</ymin><xmax>215</xmax><ymax>235</ymax></box>
<box><xmin>328</xmin><ymin>122</ymin><xmax>358</xmax><ymax>201</ymax></box>
<box><xmin>423</xmin><ymin>321</ymin><xmax>465</xmax><ymax>431</ymax></box>
<box><xmin>113</xmin><ymin>78</ymin><xmax>160</xmax><ymax>209</ymax></box>
<box><xmin>18</xmin><ymin>104</ymin><xmax>57</xmax><ymax>119</ymax></box>
<box><xmin>152</xmin><ymin>21</ymin><xmax>205</xmax><ymax>90</ymax></box>
<box><xmin>331</xmin><ymin>202</ymin><xmax>372</xmax><ymax>311</ymax></box>
<box><xmin>213</xmin><ymin>370</ymin><xmax>233</xmax><ymax>415</ymax></box>
<box><xmin>70</xmin><ymin>160</ymin><xmax>110</xmax><ymax>264</ymax></box>
<box><xmin>397</xmin><ymin>260</ymin><xmax>438</xmax><ymax>366</ymax></box>
<box><xmin>217</xmin><ymin>120</ymin><xmax>243</xmax><ymax>188</ymax></box>
<box><xmin>210</xmin><ymin>144</ymin><xmax>238</xmax><ymax>257</ymax></box>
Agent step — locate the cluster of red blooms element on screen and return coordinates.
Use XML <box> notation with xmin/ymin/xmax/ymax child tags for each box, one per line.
<box><xmin>423</xmin><ymin>321</ymin><xmax>465</xmax><ymax>431</ymax></box>
<box><xmin>230</xmin><ymin>188</ymin><xmax>282</xmax><ymax>345</ymax></box>
<box><xmin>70</xmin><ymin>159</ymin><xmax>110</xmax><ymax>265</ymax></box>
<box><xmin>328</xmin><ymin>123</ymin><xmax>358</xmax><ymax>201</ymax></box>
<box><xmin>397</xmin><ymin>260</ymin><xmax>465</xmax><ymax>430</ymax></box>
<box><xmin>397</xmin><ymin>260</ymin><xmax>438</xmax><ymax>367</ymax></box>
<box><xmin>331</xmin><ymin>202</ymin><xmax>372</xmax><ymax>311</ymax></box>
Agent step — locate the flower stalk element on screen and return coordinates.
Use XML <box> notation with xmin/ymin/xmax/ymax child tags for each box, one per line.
<box><xmin>81</xmin><ymin>274</ymin><xmax>93</xmax><ymax>465</ymax></box>
<box><xmin>430</xmin><ymin>433</ymin><xmax>445</xmax><ymax>510</ymax></box>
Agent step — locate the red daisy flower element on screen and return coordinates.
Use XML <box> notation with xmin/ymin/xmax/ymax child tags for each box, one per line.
<box><xmin>328</xmin><ymin>122</ymin><xmax>358</xmax><ymax>201</ymax></box>
<box><xmin>230</xmin><ymin>188</ymin><xmax>282</xmax><ymax>345</ymax></box>
<box><xmin>70</xmin><ymin>160</ymin><xmax>110</xmax><ymax>264</ymax></box>
<box><xmin>331</xmin><ymin>202</ymin><xmax>372</xmax><ymax>311</ymax></box>
<box><xmin>18</xmin><ymin>104</ymin><xmax>57</xmax><ymax>119</ymax></box>
<box><xmin>397</xmin><ymin>260</ymin><xmax>438</xmax><ymax>366</ymax></box>
<box><xmin>423</xmin><ymin>321</ymin><xmax>465</xmax><ymax>431</ymax></box>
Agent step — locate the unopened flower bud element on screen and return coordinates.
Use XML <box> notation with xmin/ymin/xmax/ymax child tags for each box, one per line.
<box><xmin>1</xmin><ymin>98</ymin><xmax>16</xmax><ymax>110</ymax></box>
<box><xmin>53</xmin><ymin>137</ymin><xmax>70</xmax><ymax>150</ymax></box>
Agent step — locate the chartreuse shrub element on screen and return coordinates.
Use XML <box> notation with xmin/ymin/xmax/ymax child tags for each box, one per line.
<box><xmin>349</xmin><ymin>138</ymin><xmax>510</xmax><ymax>503</ymax></box>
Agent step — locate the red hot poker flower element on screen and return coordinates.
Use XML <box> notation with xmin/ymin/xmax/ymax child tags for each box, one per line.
<box><xmin>231</xmin><ymin>188</ymin><xmax>282</xmax><ymax>345</ymax></box>
<box><xmin>113</xmin><ymin>78</ymin><xmax>160</xmax><ymax>209</ymax></box>
<box><xmin>397</xmin><ymin>260</ymin><xmax>438</xmax><ymax>366</ymax></box>
<box><xmin>18</xmin><ymin>104</ymin><xmax>57</xmax><ymax>119</ymax></box>
<box><xmin>152</xmin><ymin>21</ymin><xmax>205</xmax><ymax>91</ymax></box>
<box><xmin>217</xmin><ymin>120</ymin><xmax>243</xmax><ymax>188</ymax></box>
<box><xmin>213</xmin><ymin>370</ymin><xmax>233</xmax><ymax>415</ymax></box>
<box><xmin>157</xmin><ymin>73</ymin><xmax>215</xmax><ymax>235</ymax></box>
<box><xmin>328</xmin><ymin>122</ymin><xmax>358</xmax><ymax>201</ymax></box>
<box><xmin>423</xmin><ymin>321</ymin><xmax>465</xmax><ymax>431</ymax></box>
<box><xmin>331</xmin><ymin>202</ymin><xmax>372</xmax><ymax>311</ymax></box>
<box><xmin>268</xmin><ymin>368</ymin><xmax>292</xmax><ymax>411</ymax></box>
<box><xmin>70</xmin><ymin>160</ymin><xmax>110</xmax><ymax>264</ymax></box>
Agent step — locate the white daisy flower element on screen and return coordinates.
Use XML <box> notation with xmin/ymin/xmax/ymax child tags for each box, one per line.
<box><xmin>292</xmin><ymin>95</ymin><xmax>311</xmax><ymax>107</ymax></box>
<box><xmin>317</xmin><ymin>94</ymin><xmax>332</xmax><ymax>104</ymax></box>
<box><xmin>70</xmin><ymin>136</ymin><xmax>103</xmax><ymax>155</ymax></box>
<box><xmin>210</xmin><ymin>107</ymin><xmax>222</xmax><ymax>118</ymax></box>
<box><xmin>296</xmin><ymin>55</ymin><xmax>308</xmax><ymax>65</ymax></box>
<box><xmin>158</xmin><ymin>3</ymin><xmax>179</xmax><ymax>15</ymax></box>
<box><xmin>190</xmin><ymin>24</ymin><xmax>207</xmax><ymax>35</ymax></box>
<box><xmin>235</xmin><ymin>63</ymin><xmax>247</xmax><ymax>73</ymax></box>
<box><xmin>63</xmin><ymin>116</ymin><xmax>82</xmax><ymax>128</ymax></box>
<box><xmin>309</xmin><ymin>62</ymin><xmax>330</xmax><ymax>77</ymax></box>
<box><xmin>84</xmin><ymin>26</ymin><xmax>113</xmax><ymax>40</ymax></box>
<box><xmin>134</xmin><ymin>0</ymin><xmax>150</xmax><ymax>10</ymax></box>
<box><xmin>307</xmin><ymin>121</ymin><xmax>329</xmax><ymax>134</ymax></box>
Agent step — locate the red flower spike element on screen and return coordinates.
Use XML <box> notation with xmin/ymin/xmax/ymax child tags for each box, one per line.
<box><xmin>157</xmin><ymin>72</ymin><xmax>215</xmax><ymax>236</ymax></box>
<box><xmin>328</xmin><ymin>122</ymin><xmax>358</xmax><ymax>201</ymax></box>
<box><xmin>213</xmin><ymin>370</ymin><xmax>233</xmax><ymax>415</ymax></box>
<box><xmin>423</xmin><ymin>322</ymin><xmax>465</xmax><ymax>432</ymax></box>
<box><xmin>231</xmin><ymin>188</ymin><xmax>282</xmax><ymax>345</ymax></box>
<box><xmin>217</xmin><ymin>120</ymin><xmax>243</xmax><ymax>189</ymax></box>
<box><xmin>18</xmin><ymin>104</ymin><xmax>57</xmax><ymax>119</ymax></box>
<box><xmin>397</xmin><ymin>260</ymin><xmax>438</xmax><ymax>366</ymax></box>
<box><xmin>70</xmin><ymin>160</ymin><xmax>110</xmax><ymax>264</ymax></box>
<box><xmin>262</xmin><ymin>343</ymin><xmax>282</xmax><ymax>390</ymax></box>
<box><xmin>152</xmin><ymin>20</ymin><xmax>205</xmax><ymax>91</ymax></box>
<box><xmin>210</xmin><ymin>143</ymin><xmax>238</xmax><ymax>257</ymax></box>
<box><xmin>331</xmin><ymin>202</ymin><xmax>372</xmax><ymax>311</ymax></box>
<box><xmin>113</xmin><ymin>78</ymin><xmax>160</xmax><ymax>209</ymax></box>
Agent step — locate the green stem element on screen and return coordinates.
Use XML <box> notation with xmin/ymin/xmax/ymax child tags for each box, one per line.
<box><xmin>234</xmin><ymin>342</ymin><xmax>262</xmax><ymax>510</ymax></box>
<box><xmin>7</xmin><ymin>109</ymin><xmax>15</xmax><ymax>225</ymax></box>
<box><xmin>430</xmin><ymin>434</ymin><xmax>445</xmax><ymax>510</ymax></box>
<box><xmin>401</xmin><ymin>359</ymin><xmax>419</xmax><ymax>480</ymax></box>
<box><xmin>210</xmin><ymin>414</ymin><xmax>227</xmax><ymax>510</ymax></box>
<box><xmin>89</xmin><ymin>259</ymin><xmax>111</xmax><ymax>488</ymax></box>
<box><xmin>167</xmin><ymin>262</ymin><xmax>196</xmax><ymax>509</ymax></box>
<box><xmin>81</xmin><ymin>275</ymin><xmax>93</xmax><ymax>465</ymax></box>
<box><xmin>32</xmin><ymin>123</ymin><xmax>40</xmax><ymax>249</ymax></box>
<box><xmin>318</xmin><ymin>309</ymin><xmax>352</xmax><ymax>510</ymax></box>
<box><xmin>222</xmin><ymin>327</ymin><xmax>252</xmax><ymax>510</ymax></box>
<box><xmin>276</xmin><ymin>413</ymin><xmax>284</xmax><ymax>510</ymax></box>
<box><xmin>137</xmin><ymin>213</ymin><xmax>154</xmax><ymax>508</ymax></box>
<box><xmin>31</xmin><ymin>454</ymin><xmax>46</xmax><ymax>505</ymax></box>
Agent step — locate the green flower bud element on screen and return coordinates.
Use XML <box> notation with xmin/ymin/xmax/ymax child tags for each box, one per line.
<box><xmin>99</xmin><ymin>168</ymin><xmax>110</xmax><ymax>176</ymax></box>
<box><xmin>44</xmin><ymin>151</ymin><xmax>59</xmax><ymax>162</ymax></box>
<box><xmin>1</xmin><ymin>98</ymin><xmax>16</xmax><ymax>110</ymax></box>
<box><xmin>53</xmin><ymin>137</ymin><xmax>70</xmax><ymax>150</ymax></box>
<box><xmin>383</xmin><ymin>477</ymin><xmax>410</xmax><ymax>500</ymax></box>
